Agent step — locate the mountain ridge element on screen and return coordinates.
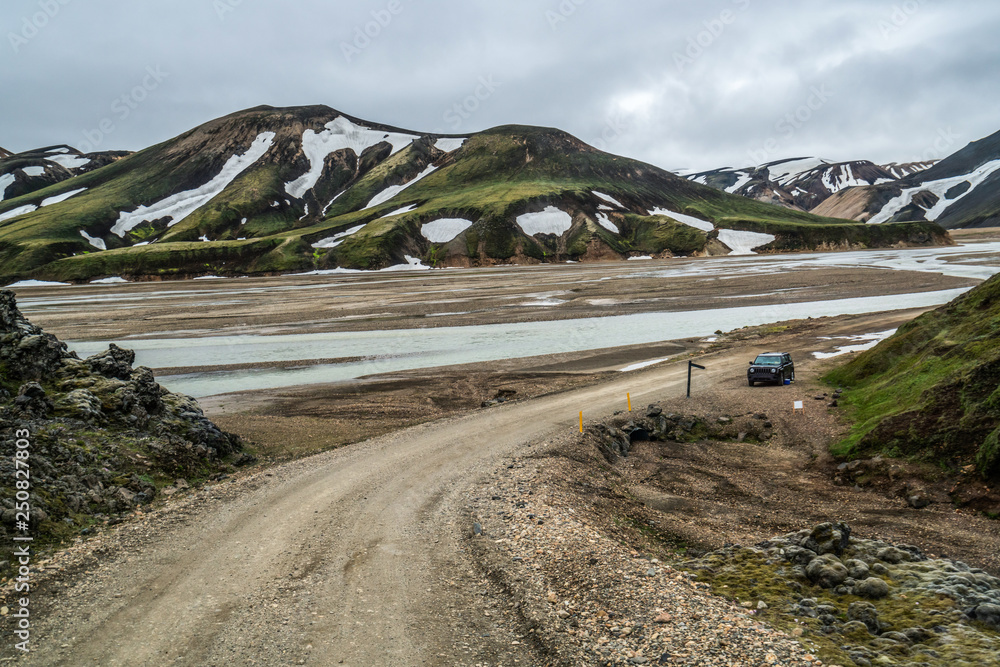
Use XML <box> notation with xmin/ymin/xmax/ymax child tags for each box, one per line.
<box><xmin>687</xmin><ymin>128</ymin><xmax>1000</xmax><ymax>229</ymax></box>
<box><xmin>0</xmin><ymin>105</ymin><xmax>950</xmax><ymax>283</ymax></box>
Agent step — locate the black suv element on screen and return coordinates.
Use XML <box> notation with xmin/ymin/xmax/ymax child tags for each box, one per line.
<box><xmin>748</xmin><ymin>352</ymin><xmax>794</xmax><ymax>386</ymax></box>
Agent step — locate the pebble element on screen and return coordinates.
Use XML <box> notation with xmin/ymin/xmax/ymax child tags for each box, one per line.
<box><xmin>470</xmin><ymin>457</ymin><xmax>818</xmax><ymax>666</ymax></box>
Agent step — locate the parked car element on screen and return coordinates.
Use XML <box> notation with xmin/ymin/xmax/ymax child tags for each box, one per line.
<box><xmin>748</xmin><ymin>352</ymin><xmax>794</xmax><ymax>386</ymax></box>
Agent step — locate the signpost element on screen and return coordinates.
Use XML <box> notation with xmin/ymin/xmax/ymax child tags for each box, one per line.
<box><xmin>687</xmin><ymin>361</ymin><xmax>705</xmax><ymax>398</ymax></box>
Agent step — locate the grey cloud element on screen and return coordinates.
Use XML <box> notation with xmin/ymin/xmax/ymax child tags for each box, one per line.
<box><xmin>1</xmin><ymin>0</ymin><xmax>997</xmax><ymax>172</ymax></box>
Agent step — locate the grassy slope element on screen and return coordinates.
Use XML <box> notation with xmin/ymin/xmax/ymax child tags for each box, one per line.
<box><xmin>0</xmin><ymin>119</ymin><xmax>953</xmax><ymax>281</ymax></box>
<box><xmin>825</xmin><ymin>274</ymin><xmax>1000</xmax><ymax>478</ymax></box>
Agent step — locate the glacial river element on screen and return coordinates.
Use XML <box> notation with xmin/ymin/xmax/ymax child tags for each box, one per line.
<box><xmin>60</xmin><ymin>243</ymin><xmax>1000</xmax><ymax>398</ymax></box>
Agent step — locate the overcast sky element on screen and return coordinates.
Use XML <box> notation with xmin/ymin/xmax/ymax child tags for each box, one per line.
<box><xmin>3</xmin><ymin>0</ymin><xmax>999</xmax><ymax>171</ymax></box>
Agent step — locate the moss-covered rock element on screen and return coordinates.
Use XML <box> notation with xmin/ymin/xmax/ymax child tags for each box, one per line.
<box><xmin>681</xmin><ymin>523</ymin><xmax>1000</xmax><ymax>666</ymax></box>
<box><xmin>0</xmin><ymin>290</ymin><xmax>251</xmax><ymax>576</ymax></box>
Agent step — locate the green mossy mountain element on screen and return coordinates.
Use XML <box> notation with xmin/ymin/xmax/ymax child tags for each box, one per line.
<box><xmin>826</xmin><ymin>274</ymin><xmax>1000</xmax><ymax>479</ymax></box>
<box><xmin>0</xmin><ymin>105</ymin><xmax>951</xmax><ymax>283</ymax></box>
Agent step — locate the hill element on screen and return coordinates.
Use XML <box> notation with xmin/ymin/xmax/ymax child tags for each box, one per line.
<box><xmin>0</xmin><ymin>146</ymin><xmax>130</xmax><ymax>204</ymax></box>
<box><xmin>690</xmin><ymin>129</ymin><xmax>1000</xmax><ymax>230</ymax></box>
<box><xmin>0</xmin><ymin>105</ymin><xmax>949</xmax><ymax>283</ymax></box>
<box><xmin>819</xmin><ymin>129</ymin><xmax>1000</xmax><ymax>228</ymax></box>
<box><xmin>686</xmin><ymin>158</ymin><xmax>935</xmax><ymax>212</ymax></box>
<box><xmin>826</xmin><ymin>274</ymin><xmax>1000</xmax><ymax>482</ymax></box>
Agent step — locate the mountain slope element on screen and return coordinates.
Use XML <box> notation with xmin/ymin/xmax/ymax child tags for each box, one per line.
<box><xmin>826</xmin><ymin>273</ymin><xmax>1000</xmax><ymax>481</ymax></box>
<box><xmin>693</xmin><ymin>129</ymin><xmax>1000</xmax><ymax>230</ymax></box>
<box><xmin>0</xmin><ymin>105</ymin><xmax>950</xmax><ymax>282</ymax></box>
<box><xmin>686</xmin><ymin>158</ymin><xmax>935</xmax><ymax>212</ymax></box>
<box><xmin>0</xmin><ymin>146</ymin><xmax>130</xmax><ymax>204</ymax></box>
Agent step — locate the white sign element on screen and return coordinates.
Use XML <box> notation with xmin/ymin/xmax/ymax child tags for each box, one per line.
<box><xmin>794</xmin><ymin>401</ymin><xmax>804</xmax><ymax>410</ymax></box>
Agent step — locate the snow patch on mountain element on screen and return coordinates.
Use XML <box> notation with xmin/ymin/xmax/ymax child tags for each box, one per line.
<box><xmin>379</xmin><ymin>204</ymin><xmax>417</xmax><ymax>219</ymax></box>
<box><xmin>47</xmin><ymin>147</ymin><xmax>70</xmax><ymax>154</ymax></box>
<box><xmin>311</xmin><ymin>224</ymin><xmax>366</xmax><ymax>249</ymax></box>
<box><xmin>819</xmin><ymin>164</ymin><xmax>869</xmax><ymax>193</ymax></box>
<box><xmin>421</xmin><ymin>218</ymin><xmax>474</xmax><ymax>243</ymax></box>
<box><xmin>364</xmin><ymin>164</ymin><xmax>438</xmax><ymax>210</ymax></box>
<box><xmin>0</xmin><ymin>204</ymin><xmax>37</xmax><ymax>223</ymax></box>
<box><xmin>285</xmin><ymin>117</ymin><xmax>418</xmax><ymax>198</ymax></box>
<box><xmin>0</xmin><ymin>174</ymin><xmax>14</xmax><ymax>201</ymax></box>
<box><xmin>41</xmin><ymin>188</ymin><xmax>86</xmax><ymax>207</ymax></box>
<box><xmin>21</xmin><ymin>166</ymin><xmax>45</xmax><ymax>177</ymax></box>
<box><xmin>717</xmin><ymin>229</ymin><xmax>775</xmax><ymax>255</ymax></box>
<box><xmin>649</xmin><ymin>207</ymin><xmax>714</xmax><ymax>232</ymax></box>
<box><xmin>434</xmin><ymin>138</ymin><xmax>467</xmax><ymax>152</ymax></box>
<box><xmin>79</xmin><ymin>229</ymin><xmax>106</xmax><ymax>250</ymax></box>
<box><xmin>517</xmin><ymin>207</ymin><xmax>573</xmax><ymax>236</ymax></box>
<box><xmin>867</xmin><ymin>158</ymin><xmax>1000</xmax><ymax>225</ymax></box>
<box><xmin>593</xmin><ymin>191</ymin><xmax>626</xmax><ymax>208</ymax></box>
<box><xmin>596</xmin><ymin>212</ymin><xmax>619</xmax><ymax>233</ymax></box>
<box><xmin>725</xmin><ymin>172</ymin><xmax>753</xmax><ymax>193</ymax></box>
<box><xmin>112</xmin><ymin>132</ymin><xmax>276</xmax><ymax>237</ymax></box>
<box><xmin>767</xmin><ymin>158</ymin><xmax>830</xmax><ymax>185</ymax></box>
<box><xmin>48</xmin><ymin>154</ymin><xmax>91</xmax><ymax>170</ymax></box>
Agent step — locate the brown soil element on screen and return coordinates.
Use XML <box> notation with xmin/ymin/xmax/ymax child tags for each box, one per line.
<box><xmin>15</xmin><ymin>261</ymin><xmax>978</xmax><ymax>341</ymax></box>
<box><xmin>202</xmin><ymin>307</ymin><xmax>1000</xmax><ymax>575</ymax></box>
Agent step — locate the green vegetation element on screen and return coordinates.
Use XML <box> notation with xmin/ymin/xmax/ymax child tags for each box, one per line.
<box><xmin>688</xmin><ymin>547</ymin><xmax>973</xmax><ymax>667</ymax></box>
<box><xmin>0</xmin><ymin>107</ymin><xmax>953</xmax><ymax>282</ymax></box>
<box><xmin>826</xmin><ymin>273</ymin><xmax>1000</xmax><ymax>478</ymax></box>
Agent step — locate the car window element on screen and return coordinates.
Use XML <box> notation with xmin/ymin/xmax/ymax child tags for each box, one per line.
<box><xmin>753</xmin><ymin>355</ymin><xmax>782</xmax><ymax>366</ymax></box>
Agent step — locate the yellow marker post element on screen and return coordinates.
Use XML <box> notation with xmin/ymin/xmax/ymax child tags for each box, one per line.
<box><xmin>627</xmin><ymin>393</ymin><xmax>632</xmax><ymax>412</ymax></box>
<box><xmin>579</xmin><ymin>411</ymin><xmax>583</xmax><ymax>433</ymax></box>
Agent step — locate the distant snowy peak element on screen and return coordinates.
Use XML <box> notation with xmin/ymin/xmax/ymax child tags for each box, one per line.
<box><xmin>867</xmin><ymin>158</ymin><xmax>1000</xmax><ymax>225</ymax></box>
<box><xmin>0</xmin><ymin>145</ymin><xmax>130</xmax><ymax>203</ymax></box>
<box><xmin>881</xmin><ymin>161</ymin><xmax>937</xmax><ymax>179</ymax></box>
<box><xmin>686</xmin><ymin>155</ymin><xmax>944</xmax><ymax>217</ymax></box>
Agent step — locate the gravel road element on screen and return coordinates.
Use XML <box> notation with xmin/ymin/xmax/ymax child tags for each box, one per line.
<box><xmin>10</xmin><ymin>344</ymin><xmax>762</xmax><ymax>666</ymax></box>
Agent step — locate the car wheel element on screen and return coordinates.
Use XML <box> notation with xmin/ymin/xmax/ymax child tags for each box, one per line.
<box><xmin>748</xmin><ymin>379</ymin><xmax>755</xmax><ymax>387</ymax></box>
<box><xmin>778</xmin><ymin>371</ymin><xmax>785</xmax><ymax>385</ymax></box>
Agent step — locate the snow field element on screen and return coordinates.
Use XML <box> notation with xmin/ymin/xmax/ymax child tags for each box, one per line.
<box><xmin>112</xmin><ymin>132</ymin><xmax>276</xmax><ymax>237</ymax></box>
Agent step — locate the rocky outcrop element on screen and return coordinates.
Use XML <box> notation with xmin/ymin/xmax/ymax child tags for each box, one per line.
<box><xmin>588</xmin><ymin>404</ymin><xmax>774</xmax><ymax>462</ymax></box>
<box><xmin>0</xmin><ymin>290</ymin><xmax>249</xmax><ymax>558</ymax></box>
<box><xmin>685</xmin><ymin>523</ymin><xmax>1000</xmax><ymax>666</ymax></box>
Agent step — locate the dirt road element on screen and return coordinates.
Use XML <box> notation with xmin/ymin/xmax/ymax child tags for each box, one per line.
<box><xmin>18</xmin><ymin>340</ymin><xmax>768</xmax><ymax>666</ymax></box>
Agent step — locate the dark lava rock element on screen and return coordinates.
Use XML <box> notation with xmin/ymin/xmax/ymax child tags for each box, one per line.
<box><xmin>803</xmin><ymin>522</ymin><xmax>851</xmax><ymax>556</ymax></box>
<box><xmin>848</xmin><ymin>601</ymin><xmax>883</xmax><ymax>634</ymax></box>
<box><xmin>876</xmin><ymin>546</ymin><xmax>915</xmax><ymax>564</ymax></box>
<box><xmin>13</xmin><ymin>382</ymin><xmax>53</xmax><ymax>418</ymax></box>
<box><xmin>968</xmin><ymin>602</ymin><xmax>1000</xmax><ymax>631</ymax></box>
<box><xmin>806</xmin><ymin>553</ymin><xmax>849</xmax><ymax>588</ymax></box>
<box><xmin>845</xmin><ymin>558</ymin><xmax>870</xmax><ymax>580</ymax></box>
<box><xmin>854</xmin><ymin>577</ymin><xmax>890</xmax><ymax>599</ymax></box>
<box><xmin>85</xmin><ymin>344</ymin><xmax>136</xmax><ymax>380</ymax></box>
<box><xmin>0</xmin><ymin>290</ymin><xmax>245</xmax><ymax>560</ymax></box>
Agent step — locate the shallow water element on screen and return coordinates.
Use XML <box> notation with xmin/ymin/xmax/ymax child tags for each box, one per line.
<box><xmin>68</xmin><ymin>288</ymin><xmax>971</xmax><ymax>397</ymax></box>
